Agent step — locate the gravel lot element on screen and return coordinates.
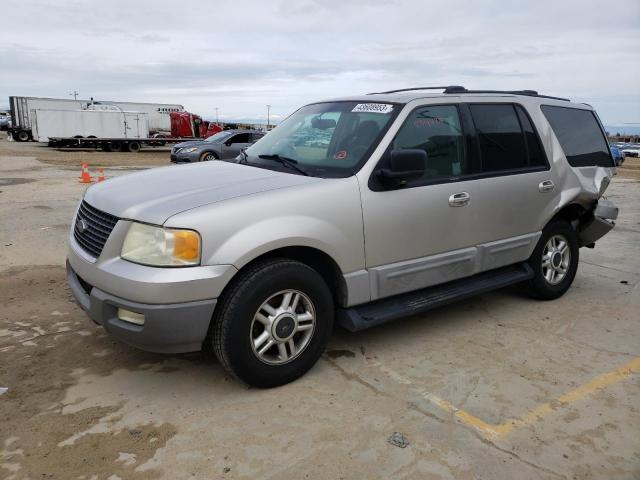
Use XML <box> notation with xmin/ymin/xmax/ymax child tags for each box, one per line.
<box><xmin>1</xmin><ymin>136</ymin><xmax>639</xmax><ymax>479</ymax></box>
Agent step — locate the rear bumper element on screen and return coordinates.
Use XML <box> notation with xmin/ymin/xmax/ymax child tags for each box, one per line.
<box><xmin>579</xmin><ymin>198</ymin><xmax>619</xmax><ymax>247</ymax></box>
<box><xmin>67</xmin><ymin>260</ymin><xmax>216</xmax><ymax>353</ymax></box>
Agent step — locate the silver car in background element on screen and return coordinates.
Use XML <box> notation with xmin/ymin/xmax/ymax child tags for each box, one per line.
<box><xmin>67</xmin><ymin>86</ymin><xmax>618</xmax><ymax>387</ymax></box>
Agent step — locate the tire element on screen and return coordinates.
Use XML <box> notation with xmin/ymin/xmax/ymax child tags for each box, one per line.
<box><xmin>126</xmin><ymin>141</ymin><xmax>141</xmax><ymax>153</ymax></box>
<box><xmin>107</xmin><ymin>141</ymin><xmax>122</xmax><ymax>152</ymax></box>
<box><xmin>211</xmin><ymin>258</ymin><xmax>334</xmax><ymax>388</ymax></box>
<box><xmin>199</xmin><ymin>151</ymin><xmax>217</xmax><ymax>162</ymax></box>
<box><xmin>16</xmin><ymin>130</ymin><xmax>30</xmax><ymax>142</ymax></box>
<box><xmin>525</xmin><ymin>220</ymin><xmax>579</xmax><ymax>300</ymax></box>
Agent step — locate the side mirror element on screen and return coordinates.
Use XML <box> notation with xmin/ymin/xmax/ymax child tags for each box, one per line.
<box><xmin>224</xmin><ymin>140</ymin><xmax>233</xmax><ymax>146</ymax></box>
<box><xmin>378</xmin><ymin>149</ymin><xmax>427</xmax><ymax>185</ymax></box>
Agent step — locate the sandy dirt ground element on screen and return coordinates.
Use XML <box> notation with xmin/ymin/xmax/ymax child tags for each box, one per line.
<box><xmin>0</xmin><ymin>136</ymin><xmax>639</xmax><ymax>479</ymax></box>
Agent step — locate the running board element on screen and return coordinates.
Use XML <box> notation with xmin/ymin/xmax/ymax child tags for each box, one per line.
<box><xmin>337</xmin><ymin>263</ymin><xmax>534</xmax><ymax>332</ymax></box>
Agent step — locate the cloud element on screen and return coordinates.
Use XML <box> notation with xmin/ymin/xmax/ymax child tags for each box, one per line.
<box><xmin>1</xmin><ymin>0</ymin><xmax>639</xmax><ymax>123</ymax></box>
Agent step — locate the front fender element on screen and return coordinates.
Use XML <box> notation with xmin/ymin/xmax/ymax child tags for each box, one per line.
<box><xmin>212</xmin><ymin>215</ymin><xmax>352</xmax><ymax>271</ymax></box>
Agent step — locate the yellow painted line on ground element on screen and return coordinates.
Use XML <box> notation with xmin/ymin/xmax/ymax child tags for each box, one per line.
<box><xmin>369</xmin><ymin>356</ymin><xmax>640</xmax><ymax>440</ymax></box>
<box><xmin>494</xmin><ymin>356</ymin><xmax>640</xmax><ymax>439</ymax></box>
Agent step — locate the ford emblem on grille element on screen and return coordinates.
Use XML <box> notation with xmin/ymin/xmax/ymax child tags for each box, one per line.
<box><xmin>76</xmin><ymin>217</ymin><xmax>88</xmax><ymax>234</ymax></box>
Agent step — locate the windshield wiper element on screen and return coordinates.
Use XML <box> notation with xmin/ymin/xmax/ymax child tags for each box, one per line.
<box><xmin>258</xmin><ymin>154</ymin><xmax>310</xmax><ymax>176</ymax></box>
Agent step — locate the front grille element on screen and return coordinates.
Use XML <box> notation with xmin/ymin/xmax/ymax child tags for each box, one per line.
<box><xmin>73</xmin><ymin>201</ymin><xmax>119</xmax><ymax>258</ymax></box>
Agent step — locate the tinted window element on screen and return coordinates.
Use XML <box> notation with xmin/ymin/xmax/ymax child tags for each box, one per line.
<box><xmin>391</xmin><ymin>105</ymin><xmax>467</xmax><ymax>180</ymax></box>
<box><xmin>515</xmin><ymin>105</ymin><xmax>546</xmax><ymax>167</ymax></box>
<box><xmin>541</xmin><ymin>106</ymin><xmax>613</xmax><ymax>167</ymax></box>
<box><xmin>470</xmin><ymin>104</ymin><xmax>528</xmax><ymax>172</ymax></box>
<box><xmin>229</xmin><ymin>133</ymin><xmax>251</xmax><ymax>144</ymax></box>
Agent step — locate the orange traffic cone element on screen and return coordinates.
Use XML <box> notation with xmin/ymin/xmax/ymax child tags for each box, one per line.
<box><xmin>79</xmin><ymin>162</ymin><xmax>93</xmax><ymax>184</ymax></box>
<box><xmin>97</xmin><ymin>168</ymin><xmax>106</xmax><ymax>182</ymax></box>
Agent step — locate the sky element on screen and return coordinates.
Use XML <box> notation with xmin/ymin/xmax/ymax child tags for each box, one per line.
<box><xmin>1</xmin><ymin>0</ymin><xmax>639</xmax><ymax>125</ymax></box>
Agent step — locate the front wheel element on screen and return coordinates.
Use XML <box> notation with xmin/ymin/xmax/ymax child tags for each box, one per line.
<box><xmin>210</xmin><ymin>259</ymin><xmax>334</xmax><ymax>388</ymax></box>
<box><xmin>525</xmin><ymin>221</ymin><xmax>579</xmax><ymax>300</ymax></box>
<box><xmin>199</xmin><ymin>151</ymin><xmax>218</xmax><ymax>162</ymax></box>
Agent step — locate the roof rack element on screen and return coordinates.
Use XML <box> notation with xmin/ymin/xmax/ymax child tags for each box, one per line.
<box><xmin>368</xmin><ymin>85</ymin><xmax>570</xmax><ymax>102</ymax></box>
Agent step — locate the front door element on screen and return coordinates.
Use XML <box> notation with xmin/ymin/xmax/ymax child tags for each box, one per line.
<box><xmin>359</xmin><ymin>104</ymin><xmax>482</xmax><ymax>299</ymax></box>
<box><xmin>221</xmin><ymin>133</ymin><xmax>252</xmax><ymax>158</ymax></box>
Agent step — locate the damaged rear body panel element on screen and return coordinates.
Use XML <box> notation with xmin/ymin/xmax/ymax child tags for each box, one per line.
<box><xmin>539</xmin><ymin>103</ymin><xmax>618</xmax><ymax>246</ymax></box>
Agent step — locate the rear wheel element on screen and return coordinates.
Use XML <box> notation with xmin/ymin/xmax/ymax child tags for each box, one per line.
<box><xmin>525</xmin><ymin>221</ymin><xmax>579</xmax><ymax>300</ymax></box>
<box><xmin>210</xmin><ymin>259</ymin><xmax>333</xmax><ymax>388</ymax></box>
<box><xmin>106</xmin><ymin>141</ymin><xmax>122</xmax><ymax>152</ymax></box>
<box><xmin>126</xmin><ymin>141</ymin><xmax>141</xmax><ymax>153</ymax></box>
<box><xmin>16</xmin><ymin>130</ymin><xmax>30</xmax><ymax>142</ymax></box>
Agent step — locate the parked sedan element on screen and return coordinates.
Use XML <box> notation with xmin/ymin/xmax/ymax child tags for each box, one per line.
<box><xmin>621</xmin><ymin>145</ymin><xmax>640</xmax><ymax>158</ymax></box>
<box><xmin>0</xmin><ymin>112</ymin><xmax>9</xmax><ymax>131</ymax></box>
<box><xmin>170</xmin><ymin>129</ymin><xmax>265</xmax><ymax>163</ymax></box>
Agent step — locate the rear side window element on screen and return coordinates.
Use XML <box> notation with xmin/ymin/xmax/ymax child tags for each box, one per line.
<box><xmin>469</xmin><ymin>104</ymin><xmax>528</xmax><ymax>172</ymax></box>
<box><xmin>541</xmin><ymin>105</ymin><xmax>613</xmax><ymax>167</ymax></box>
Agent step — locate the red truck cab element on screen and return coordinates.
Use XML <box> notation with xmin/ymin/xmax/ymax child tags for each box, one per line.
<box><xmin>170</xmin><ymin>112</ymin><xmax>222</xmax><ymax>139</ymax></box>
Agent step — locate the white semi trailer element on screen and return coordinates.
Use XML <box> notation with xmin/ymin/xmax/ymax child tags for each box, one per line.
<box><xmin>8</xmin><ymin>96</ymin><xmax>183</xmax><ymax>141</ymax></box>
<box><xmin>31</xmin><ymin>109</ymin><xmax>150</xmax><ymax>143</ymax></box>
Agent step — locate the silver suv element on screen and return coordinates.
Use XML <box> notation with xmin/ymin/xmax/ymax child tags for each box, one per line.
<box><xmin>67</xmin><ymin>86</ymin><xmax>618</xmax><ymax>387</ymax></box>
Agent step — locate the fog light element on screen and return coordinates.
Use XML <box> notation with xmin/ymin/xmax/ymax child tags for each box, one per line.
<box><xmin>117</xmin><ymin>308</ymin><xmax>145</xmax><ymax>326</ymax></box>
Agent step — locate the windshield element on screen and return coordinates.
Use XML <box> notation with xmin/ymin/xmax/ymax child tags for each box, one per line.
<box><xmin>244</xmin><ymin>101</ymin><xmax>398</xmax><ymax>177</ymax></box>
<box><xmin>205</xmin><ymin>131</ymin><xmax>234</xmax><ymax>143</ymax></box>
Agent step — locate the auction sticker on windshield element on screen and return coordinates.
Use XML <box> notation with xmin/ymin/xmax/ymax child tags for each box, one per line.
<box><xmin>352</xmin><ymin>103</ymin><xmax>394</xmax><ymax>114</ymax></box>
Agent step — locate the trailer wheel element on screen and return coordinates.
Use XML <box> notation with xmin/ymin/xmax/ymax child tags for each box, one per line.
<box><xmin>126</xmin><ymin>141</ymin><xmax>141</xmax><ymax>153</ymax></box>
<box><xmin>107</xmin><ymin>141</ymin><xmax>123</xmax><ymax>152</ymax></box>
<box><xmin>16</xmin><ymin>130</ymin><xmax>30</xmax><ymax>142</ymax></box>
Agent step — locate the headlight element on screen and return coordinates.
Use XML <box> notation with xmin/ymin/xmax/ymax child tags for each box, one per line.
<box><xmin>121</xmin><ymin>223</ymin><xmax>201</xmax><ymax>267</ymax></box>
<box><xmin>183</xmin><ymin>147</ymin><xmax>199</xmax><ymax>153</ymax></box>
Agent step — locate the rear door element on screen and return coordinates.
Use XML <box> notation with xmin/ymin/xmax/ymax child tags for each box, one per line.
<box><xmin>459</xmin><ymin>101</ymin><xmax>555</xmax><ymax>270</ymax></box>
<box><xmin>123</xmin><ymin>113</ymin><xmax>145</xmax><ymax>138</ymax></box>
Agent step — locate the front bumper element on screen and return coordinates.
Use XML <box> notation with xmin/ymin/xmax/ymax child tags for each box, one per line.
<box><xmin>67</xmin><ymin>217</ymin><xmax>238</xmax><ymax>353</ymax></box>
<box><xmin>68</xmin><ymin>261</ymin><xmax>216</xmax><ymax>353</ymax></box>
<box><xmin>170</xmin><ymin>152</ymin><xmax>198</xmax><ymax>163</ymax></box>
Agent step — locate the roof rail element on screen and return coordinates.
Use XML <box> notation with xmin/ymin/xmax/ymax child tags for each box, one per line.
<box><xmin>368</xmin><ymin>86</ymin><xmax>570</xmax><ymax>101</ymax></box>
<box><xmin>368</xmin><ymin>86</ymin><xmax>465</xmax><ymax>95</ymax></box>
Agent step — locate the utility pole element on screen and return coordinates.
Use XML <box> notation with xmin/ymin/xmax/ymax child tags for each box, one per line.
<box><xmin>70</xmin><ymin>90</ymin><xmax>79</xmax><ymax>100</ymax></box>
<box><xmin>215</xmin><ymin>107</ymin><xmax>219</xmax><ymax>124</ymax></box>
<box><xmin>266</xmin><ymin>104</ymin><xmax>271</xmax><ymax>129</ymax></box>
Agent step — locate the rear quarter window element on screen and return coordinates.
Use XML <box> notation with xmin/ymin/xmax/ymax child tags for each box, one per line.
<box><xmin>540</xmin><ymin>105</ymin><xmax>613</xmax><ymax>168</ymax></box>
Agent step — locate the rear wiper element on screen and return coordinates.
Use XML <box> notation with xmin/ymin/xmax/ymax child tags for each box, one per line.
<box><xmin>258</xmin><ymin>154</ymin><xmax>310</xmax><ymax>176</ymax></box>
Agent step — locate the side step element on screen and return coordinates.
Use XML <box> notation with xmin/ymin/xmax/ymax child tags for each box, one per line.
<box><xmin>337</xmin><ymin>263</ymin><xmax>533</xmax><ymax>332</ymax></box>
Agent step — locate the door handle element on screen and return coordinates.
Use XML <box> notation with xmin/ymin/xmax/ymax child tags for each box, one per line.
<box><xmin>538</xmin><ymin>180</ymin><xmax>555</xmax><ymax>193</ymax></box>
<box><xmin>448</xmin><ymin>192</ymin><xmax>470</xmax><ymax>207</ymax></box>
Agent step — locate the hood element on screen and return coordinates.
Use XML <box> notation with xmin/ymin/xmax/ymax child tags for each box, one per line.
<box><xmin>84</xmin><ymin>162</ymin><xmax>321</xmax><ymax>225</ymax></box>
<box><xmin>174</xmin><ymin>140</ymin><xmax>210</xmax><ymax>149</ymax></box>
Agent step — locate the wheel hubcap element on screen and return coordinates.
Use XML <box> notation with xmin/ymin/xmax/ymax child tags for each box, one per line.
<box><xmin>542</xmin><ymin>235</ymin><xmax>571</xmax><ymax>285</ymax></box>
<box><xmin>250</xmin><ymin>289</ymin><xmax>315</xmax><ymax>365</ymax></box>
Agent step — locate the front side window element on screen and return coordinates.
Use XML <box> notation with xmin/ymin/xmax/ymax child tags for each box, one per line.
<box><xmin>229</xmin><ymin>133</ymin><xmax>251</xmax><ymax>144</ymax></box>
<box><xmin>540</xmin><ymin>105</ymin><xmax>613</xmax><ymax>168</ymax></box>
<box><xmin>244</xmin><ymin>101</ymin><xmax>398</xmax><ymax>177</ymax></box>
<box><xmin>205</xmin><ymin>131</ymin><xmax>234</xmax><ymax>143</ymax></box>
<box><xmin>390</xmin><ymin>105</ymin><xmax>467</xmax><ymax>180</ymax></box>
